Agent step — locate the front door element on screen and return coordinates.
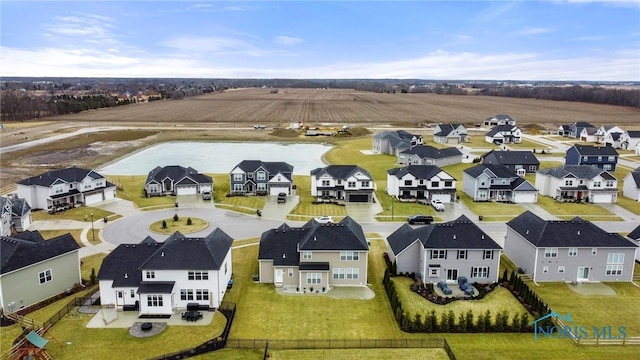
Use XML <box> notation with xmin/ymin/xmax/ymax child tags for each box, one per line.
<box><xmin>446</xmin><ymin>269</ymin><xmax>458</xmax><ymax>283</ymax></box>
<box><xmin>116</xmin><ymin>291</ymin><xmax>124</xmax><ymax>306</ymax></box>
<box><xmin>275</xmin><ymin>269</ymin><xmax>283</xmax><ymax>283</ymax></box>
<box><xmin>577</xmin><ymin>267</ymin><xmax>590</xmax><ymax>281</ymax></box>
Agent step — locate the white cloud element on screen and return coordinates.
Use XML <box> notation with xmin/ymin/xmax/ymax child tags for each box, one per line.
<box><xmin>274</xmin><ymin>36</ymin><xmax>303</xmax><ymax>46</ymax></box>
<box><xmin>44</xmin><ymin>15</ymin><xmax>118</xmax><ymax>45</ymax></box>
<box><xmin>516</xmin><ymin>27</ymin><xmax>555</xmax><ymax>36</ymax></box>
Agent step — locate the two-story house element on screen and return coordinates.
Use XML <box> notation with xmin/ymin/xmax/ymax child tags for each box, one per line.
<box><xmin>397</xmin><ymin>145</ymin><xmax>463</xmax><ymax>167</ymax></box>
<box><xmin>257</xmin><ymin>217</ymin><xmax>369</xmax><ymax>292</ymax></box>
<box><xmin>386</xmin><ymin>165</ymin><xmax>457</xmax><ymax>203</ymax></box>
<box><xmin>579</xmin><ymin>127</ymin><xmax>598</xmax><ymax>142</ymax></box>
<box><xmin>372</xmin><ymin>130</ymin><xmax>423</xmax><ymax>155</ymax></box>
<box><xmin>229</xmin><ymin>160</ymin><xmax>294</xmax><ymax>196</ymax></box>
<box><xmin>485</xmin><ymin>125</ymin><xmax>522</xmax><ymax>144</ymax></box>
<box><xmin>628</xmin><ymin>225</ymin><xmax>640</xmax><ymax>262</ymax></box>
<box><xmin>558</xmin><ymin>125</ymin><xmax>571</xmax><ymax>137</ymax></box>
<box><xmin>505</xmin><ymin>211</ymin><xmax>637</xmax><ymax>282</ymax></box>
<box><xmin>386</xmin><ymin>215</ymin><xmax>501</xmax><ymax>284</ymax></box>
<box><xmin>621</xmin><ymin>130</ymin><xmax>640</xmax><ymax>151</ymax></box>
<box><xmin>536</xmin><ymin>165</ymin><xmax>618</xmax><ymax>203</ymax></box>
<box><xmin>16</xmin><ymin>167</ymin><xmax>116</xmax><ymax>211</ymax></box>
<box><xmin>98</xmin><ymin>229</ymin><xmax>233</xmax><ymax>316</ymax></box>
<box><xmin>483</xmin><ymin>114</ymin><xmax>516</xmax><ymax>127</ymax></box>
<box><xmin>432</xmin><ymin>123</ymin><xmax>468</xmax><ymax>144</ymax></box>
<box><xmin>463</xmin><ymin>164</ymin><xmax>538</xmax><ymax>203</ymax></box>
<box><xmin>566</xmin><ymin>121</ymin><xmax>595</xmax><ymax>139</ymax></box>
<box><xmin>0</xmin><ymin>197</ymin><xmax>13</xmax><ymax>237</ymax></box>
<box><xmin>594</xmin><ymin>125</ymin><xmax>625</xmax><ymax>145</ymax></box>
<box><xmin>144</xmin><ymin>165</ymin><xmax>213</xmax><ymax>197</ymax></box>
<box><xmin>481</xmin><ymin>150</ymin><xmax>540</xmax><ymax>175</ymax></box>
<box><xmin>622</xmin><ymin>167</ymin><xmax>640</xmax><ymax>201</ymax></box>
<box><xmin>565</xmin><ymin>144</ymin><xmax>619</xmax><ymax>171</ymax></box>
<box><xmin>310</xmin><ymin>165</ymin><xmax>374</xmax><ymax>203</ymax></box>
<box><xmin>1</xmin><ymin>231</ymin><xmax>80</xmax><ymax>313</ymax></box>
<box><xmin>0</xmin><ymin>196</ymin><xmax>32</xmax><ymax>236</ymax></box>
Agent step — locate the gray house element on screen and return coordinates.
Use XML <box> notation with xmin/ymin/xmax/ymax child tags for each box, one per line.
<box><xmin>386</xmin><ymin>215</ymin><xmax>501</xmax><ymax>284</ymax></box>
<box><xmin>398</xmin><ymin>145</ymin><xmax>463</xmax><ymax>167</ymax></box>
<box><xmin>463</xmin><ymin>164</ymin><xmax>538</xmax><ymax>203</ymax></box>
<box><xmin>484</xmin><ymin>114</ymin><xmax>516</xmax><ymax>127</ymax></box>
<box><xmin>433</xmin><ymin>123</ymin><xmax>468</xmax><ymax>144</ymax></box>
<box><xmin>310</xmin><ymin>165</ymin><xmax>374</xmax><ymax>203</ymax></box>
<box><xmin>627</xmin><ymin>225</ymin><xmax>640</xmax><ymax>262</ymax></box>
<box><xmin>145</xmin><ymin>165</ymin><xmax>213</xmax><ymax>197</ymax></box>
<box><xmin>1</xmin><ymin>231</ymin><xmax>80</xmax><ymax>313</ymax></box>
<box><xmin>372</xmin><ymin>130</ymin><xmax>423</xmax><ymax>155</ymax></box>
<box><xmin>505</xmin><ymin>211</ymin><xmax>637</xmax><ymax>282</ymax></box>
<box><xmin>481</xmin><ymin>150</ymin><xmax>540</xmax><ymax>175</ymax></box>
<box><xmin>230</xmin><ymin>160</ymin><xmax>294</xmax><ymax>196</ymax></box>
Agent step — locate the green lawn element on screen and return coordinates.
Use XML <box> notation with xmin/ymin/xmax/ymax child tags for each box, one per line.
<box><xmin>270</xmin><ymin>349</ymin><xmax>449</xmax><ymax>360</ymax></box>
<box><xmin>212</xmin><ymin>174</ymin><xmax>267</xmax><ymax>211</ymax></box>
<box><xmin>536</xmin><ymin>195</ymin><xmax>622</xmax><ymax>221</ymax></box>
<box><xmin>289</xmin><ymin>175</ymin><xmax>348</xmax><ymax>217</ymax></box>
<box><xmin>38</xmin><ymin>229</ymin><xmax>84</xmax><ymax>246</ymax></box>
<box><xmin>507</xmin><ymin>139</ymin><xmax>551</xmax><ymax>150</ymax></box>
<box><xmin>375</xmin><ymin>189</ymin><xmax>440</xmax><ymax>218</ymax></box>
<box><xmin>324</xmin><ymin>137</ymin><xmax>398</xmax><ymax>181</ymax></box>
<box><xmin>616</xmin><ymin>195</ymin><xmax>640</xmax><ymax>215</ymax></box>
<box><xmin>31</xmin><ymin>207</ymin><xmax>115</xmax><ymax>222</ymax></box>
<box><xmin>106</xmin><ymin>175</ymin><xmax>176</xmax><ymax>209</ymax></box>
<box><xmin>458</xmin><ymin>192</ymin><xmax>526</xmax><ymax>221</ymax></box>
<box><xmin>149</xmin><ymin>216</ymin><xmax>208</xmax><ymax>234</ymax></box>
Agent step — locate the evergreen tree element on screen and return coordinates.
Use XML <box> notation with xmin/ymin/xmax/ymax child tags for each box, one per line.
<box><xmin>512</xmin><ymin>313</ymin><xmax>521</xmax><ymax>332</ymax></box>
<box><xmin>447</xmin><ymin>310</ymin><xmax>455</xmax><ymax>332</ymax></box>
<box><xmin>466</xmin><ymin>310</ymin><xmax>474</xmax><ymax>331</ymax></box>
<box><xmin>502</xmin><ymin>268</ymin><xmax>508</xmax><ymax>282</ymax></box>
<box><xmin>484</xmin><ymin>310</ymin><xmax>492</xmax><ymax>331</ymax></box>
<box><xmin>458</xmin><ymin>312</ymin><xmax>467</xmax><ymax>332</ymax></box>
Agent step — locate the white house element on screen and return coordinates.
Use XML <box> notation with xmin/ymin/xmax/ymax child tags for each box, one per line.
<box><xmin>595</xmin><ymin>125</ymin><xmax>625</xmax><ymax>145</ymax></box>
<box><xmin>536</xmin><ymin>165</ymin><xmax>618</xmax><ymax>203</ymax></box>
<box><xmin>310</xmin><ymin>165</ymin><xmax>375</xmax><ymax>203</ymax></box>
<box><xmin>432</xmin><ymin>123</ymin><xmax>468</xmax><ymax>144</ymax></box>
<box><xmin>462</xmin><ymin>164</ymin><xmax>538</xmax><ymax>203</ymax></box>
<box><xmin>622</xmin><ymin>168</ymin><xmax>640</xmax><ymax>201</ymax></box>
<box><xmin>622</xmin><ymin>130</ymin><xmax>640</xmax><ymax>151</ymax></box>
<box><xmin>386</xmin><ymin>165</ymin><xmax>457</xmax><ymax>203</ymax></box>
<box><xmin>485</xmin><ymin>125</ymin><xmax>522</xmax><ymax>144</ymax></box>
<box><xmin>579</xmin><ymin>127</ymin><xmax>598</xmax><ymax>142</ymax></box>
<box><xmin>484</xmin><ymin>114</ymin><xmax>516</xmax><ymax>127</ymax></box>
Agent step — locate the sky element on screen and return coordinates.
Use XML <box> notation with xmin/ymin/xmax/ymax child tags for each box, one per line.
<box><xmin>1</xmin><ymin>0</ymin><xmax>639</xmax><ymax>81</ymax></box>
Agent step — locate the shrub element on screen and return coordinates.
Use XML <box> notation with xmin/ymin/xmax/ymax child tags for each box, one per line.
<box><xmin>173</xmin><ymin>213</ymin><xmax>179</xmax><ymax>221</ymax></box>
<box><xmin>495</xmin><ymin>310</ymin><xmax>509</xmax><ymax>332</ymax></box>
<box><xmin>162</xmin><ymin>220</ymin><xmax>167</xmax><ymax>228</ymax></box>
<box><xmin>90</xmin><ymin>268</ymin><xmax>97</xmax><ymax>285</ymax></box>
<box><xmin>458</xmin><ymin>312</ymin><xmax>468</xmax><ymax>332</ymax></box>
<box><xmin>187</xmin><ymin>217</ymin><xmax>192</xmax><ymax>225</ymax></box>
<box><xmin>512</xmin><ymin>313</ymin><xmax>521</xmax><ymax>332</ymax></box>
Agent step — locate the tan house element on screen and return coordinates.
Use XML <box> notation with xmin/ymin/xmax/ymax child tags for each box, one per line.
<box><xmin>257</xmin><ymin>217</ymin><xmax>369</xmax><ymax>293</ymax></box>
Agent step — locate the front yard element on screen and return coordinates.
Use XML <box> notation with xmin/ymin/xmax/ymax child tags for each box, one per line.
<box><xmin>535</xmin><ymin>195</ymin><xmax>622</xmax><ymax>221</ymax></box>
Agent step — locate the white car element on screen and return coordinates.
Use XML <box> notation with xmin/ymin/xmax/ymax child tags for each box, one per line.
<box><xmin>430</xmin><ymin>199</ymin><xmax>445</xmax><ymax>211</ymax></box>
<box><xmin>314</xmin><ymin>216</ymin><xmax>334</xmax><ymax>224</ymax></box>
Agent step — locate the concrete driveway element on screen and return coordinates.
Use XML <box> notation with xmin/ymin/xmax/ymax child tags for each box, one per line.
<box><xmin>261</xmin><ymin>194</ymin><xmax>300</xmax><ymax>221</ymax></box>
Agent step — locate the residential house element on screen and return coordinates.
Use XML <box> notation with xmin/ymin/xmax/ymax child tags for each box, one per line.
<box><xmin>565</xmin><ymin>144</ymin><xmax>619</xmax><ymax>171</ymax></box>
<box><xmin>397</xmin><ymin>145</ymin><xmax>463</xmax><ymax>167</ymax></box>
<box><xmin>310</xmin><ymin>165</ymin><xmax>374</xmax><ymax>203</ymax></box>
<box><xmin>602</xmin><ymin>131</ymin><xmax>626</xmax><ymax>149</ymax></box>
<box><xmin>0</xmin><ymin>197</ymin><xmax>12</xmax><ymax>237</ymax></box>
<box><xmin>558</xmin><ymin>125</ymin><xmax>571</xmax><ymax>137</ymax></box>
<box><xmin>579</xmin><ymin>127</ymin><xmax>598</xmax><ymax>142</ymax></box>
<box><xmin>98</xmin><ymin>229</ymin><xmax>233</xmax><ymax>316</ymax></box>
<box><xmin>485</xmin><ymin>125</ymin><xmax>522</xmax><ymax>144</ymax></box>
<box><xmin>229</xmin><ymin>160</ymin><xmax>294</xmax><ymax>196</ymax></box>
<box><xmin>627</xmin><ymin>225</ymin><xmax>640</xmax><ymax>262</ymax></box>
<box><xmin>1</xmin><ymin>231</ymin><xmax>80</xmax><ymax>313</ymax></box>
<box><xmin>257</xmin><ymin>217</ymin><xmax>369</xmax><ymax>291</ymax></box>
<box><xmin>594</xmin><ymin>125</ymin><xmax>625</xmax><ymax>145</ymax></box>
<box><xmin>386</xmin><ymin>165</ymin><xmax>457</xmax><ymax>202</ymax></box>
<box><xmin>0</xmin><ymin>196</ymin><xmax>32</xmax><ymax>236</ymax></box>
<box><xmin>483</xmin><ymin>114</ymin><xmax>516</xmax><ymax>127</ymax></box>
<box><xmin>372</xmin><ymin>130</ymin><xmax>423</xmax><ymax>155</ymax></box>
<box><xmin>16</xmin><ymin>167</ymin><xmax>116</xmax><ymax>211</ymax></box>
<box><xmin>432</xmin><ymin>123</ymin><xmax>468</xmax><ymax>144</ymax></box>
<box><xmin>505</xmin><ymin>211</ymin><xmax>637</xmax><ymax>282</ymax></box>
<box><xmin>144</xmin><ymin>165</ymin><xmax>213</xmax><ymax>197</ymax></box>
<box><xmin>386</xmin><ymin>215</ymin><xmax>501</xmax><ymax>284</ymax></box>
<box><xmin>536</xmin><ymin>165</ymin><xmax>618</xmax><ymax>203</ymax></box>
<box><xmin>621</xmin><ymin>130</ymin><xmax>640</xmax><ymax>151</ymax></box>
<box><xmin>481</xmin><ymin>150</ymin><xmax>540</xmax><ymax>175</ymax></box>
<box><xmin>463</xmin><ymin>164</ymin><xmax>538</xmax><ymax>203</ymax></box>
<box><xmin>567</xmin><ymin>121</ymin><xmax>596</xmax><ymax>139</ymax></box>
<box><xmin>622</xmin><ymin>167</ymin><xmax>640</xmax><ymax>201</ymax></box>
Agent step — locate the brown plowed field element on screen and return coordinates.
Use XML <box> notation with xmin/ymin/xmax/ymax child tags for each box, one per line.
<box><xmin>50</xmin><ymin>88</ymin><xmax>639</xmax><ymax>127</ymax></box>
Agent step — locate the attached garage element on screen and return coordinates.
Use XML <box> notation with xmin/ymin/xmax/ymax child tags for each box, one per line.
<box><xmin>430</xmin><ymin>193</ymin><xmax>453</xmax><ymax>203</ymax></box>
<box><xmin>104</xmin><ymin>189</ymin><xmax>116</xmax><ymax>200</ymax></box>
<box><xmin>347</xmin><ymin>194</ymin><xmax>370</xmax><ymax>203</ymax></box>
<box><xmin>84</xmin><ymin>192</ymin><xmax>104</xmax><ymax>205</ymax></box>
<box><xmin>512</xmin><ymin>191</ymin><xmax>537</xmax><ymax>203</ymax></box>
<box><xmin>269</xmin><ymin>187</ymin><xmax>289</xmax><ymax>196</ymax></box>
<box><xmin>176</xmin><ymin>186</ymin><xmax>197</xmax><ymax>195</ymax></box>
<box><xmin>590</xmin><ymin>193</ymin><xmax>612</xmax><ymax>203</ymax></box>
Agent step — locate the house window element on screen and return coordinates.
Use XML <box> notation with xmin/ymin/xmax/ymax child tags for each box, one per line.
<box><xmin>233</xmin><ymin>184</ymin><xmax>243</xmax><ymax>192</ymax></box>
<box><xmin>565</xmin><ymin>180</ymin><xmax>573</xmax><ymax>186</ymax></box>
<box><xmin>404</xmin><ymin>180</ymin><xmax>412</xmax><ymax>186</ymax></box>
<box><xmin>196</xmin><ymin>289</ymin><xmax>209</xmax><ymax>301</ymax></box>
<box><xmin>147</xmin><ymin>295</ymin><xmax>163</xmax><ymax>307</ymax></box>
<box><xmin>333</xmin><ymin>268</ymin><xmax>345</xmax><ymax>279</ymax></box>
<box><xmin>419</xmin><ymin>179</ymin><xmax>425</xmax><ymax>185</ymax></box>
<box><xmin>483</xmin><ymin>250</ymin><xmax>494</xmax><ymax>260</ymax></box>
<box><xmin>321</xmin><ymin>190</ymin><xmax>330</xmax><ymax>197</ymax></box>
<box><xmin>542</xmin><ymin>266</ymin><xmax>549</xmax><ymax>274</ymax></box>
<box><xmin>544</xmin><ymin>248</ymin><xmax>558</xmax><ymax>258</ymax></box>
<box><xmin>582</xmin><ymin>156</ymin><xmax>588</xmax><ymax>161</ymax></box>
<box><xmin>361</xmin><ymin>181</ymin><xmax>370</xmax><ymax>187</ymax></box>
<box><xmin>346</xmin><ymin>268</ymin><xmax>359</xmax><ymax>280</ymax></box>
<box><xmin>130</xmin><ymin>289</ymin><xmax>135</xmax><ymax>298</ymax></box>
<box><xmin>558</xmin><ymin>266</ymin><xmax>565</xmax><ymax>274</ymax></box>
<box><xmin>528</xmin><ymin>166</ymin><xmax>536</xmax><ymax>172</ymax></box>
<box><xmin>302</xmin><ymin>251</ymin><xmax>312</xmax><ymax>260</ymax></box>
<box><xmin>256</xmin><ymin>183</ymin><xmax>266</xmax><ymax>191</ymax></box>
<box><xmin>257</xmin><ymin>171</ymin><xmax>266</xmax><ymax>180</ymax></box>
<box><xmin>457</xmin><ymin>250</ymin><xmax>467</xmax><ymax>259</ymax></box>
<box><xmin>607</xmin><ymin>253</ymin><xmax>624</xmax><ymax>264</ymax></box>
<box><xmin>188</xmin><ymin>271</ymin><xmax>208</xmax><ymax>280</ymax></box>
<box><xmin>607</xmin><ymin>156</ymin><xmax>615</xmax><ymax>161</ymax></box>
<box><xmin>471</xmin><ymin>267</ymin><xmax>489</xmax><ymax>278</ymax></box>
<box><xmin>568</xmin><ymin>248</ymin><xmax>577</xmax><ymax>256</ymax></box>
<box><xmin>337</xmin><ymin>180</ymin><xmax>342</xmax><ymax>185</ymax></box>
<box><xmin>592</xmin><ymin>181</ymin><xmax>601</xmax><ymax>188</ymax></box>
<box><xmin>592</xmin><ymin>248</ymin><xmax>597</xmax><ymax>255</ymax></box>
<box><xmin>340</xmin><ymin>251</ymin><xmax>359</xmax><ymax>261</ymax></box>
<box><xmin>347</xmin><ymin>181</ymin><xmax>356</xmax><ymax>188</ymax></box>
<box><xmin>180</xmin><ymin>289</ymin><xmax>194</xmax><ymax>301</ymax></box>
<box><xmin>597</xmin><ymin>156</ymin><xmax>602</xmax><ymax>162</ymax></box>
<box><xmin>306</xmin><ymin>273</ymin><xmax>321</xmax><ymax>284</ymax></box>
<box><xmin>430</xmin><ymin>250</ymin><xmax>446</xmax><ymax>259</ymax></box>
<box><xmin>322</xmin><ymin>180</ymin><xmax>330</xmax><ymax>186</ymax></box>
<box><xmin>38</xmin><ymin>269</ymin><xmax>52</xmax><ymax>284</ymax></box>
<box><xmin>606</xmin><ymin>265</ymin><xmax>623</xmax><ymax>276</ymax></box>
<box><xmin>605</xmin><ymin>180</ymin><xmax>615</xmax><ymax>187</ymax></box>
<box><xmin>429</xmin><ymin>268</ymin><xmax>440</xmax><ymax>277</ymax></box>
<box><xmin>233</xmin><ymin>174</ymin><xmax>243</xmax><ymax>181</ymax></box>
<box><xmin>431</xmin><ymin>181</ymin><xmax>439</xmax><ymax>187</ymax></box>
<box><xmin>603</xmin><ymin>164</ymin><xmax>612</xmax><ymax>170</ymax></box>
<box><xmin>288</xmin><ymin>268</ymin><xmax>293</xmax><ymax>277</ymax></box>
<box><xmin>444</xmin><ymin>180</ymin><xmax>453</xmax><ymax>187</ymax></box>
<box><xmin>146</xmin><ymin>271</ymin><xmax>155</xmax><ymax>279</ymax></box>
<box><xmin>247</xmin><ymin>173</ymin><xmax>254</xmax><ymax>179</ymax></box>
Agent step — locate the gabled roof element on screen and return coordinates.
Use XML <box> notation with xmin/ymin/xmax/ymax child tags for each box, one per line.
<box><xmin>0</xmin><ymin>197</ymin><xmax>11</xmax><ymax>216</ymax></box>
<box><xmin>512</xmin><ymin>177</ymin><xmax>537</xmax><ymax>191</ymax></box>
<box><xmin>560</xmin><ymin>125</ymin><xmax>571</xmax><ymax>131</ymax></box>
<box><xmin>1</xmin><ymin>231</ymin><xmax>79</xmax><ymax>274</ymax></box>
<box><xmin>310</xmin><ymin>165</ymin><xmax>372</xmax><ymax>180</ymax></box>
<box><xmin>628</xmin><ymin>225</ymin><xmax>640</xmax><ymax>240</ymax></box>
<box><xmin>97</xmin><ymin>238</ymin><xmax>161</xmax><ymax>287</ymax></box>
<box><xmin>626</xmin><ymin>167</ymin><xmax>640</xmax><ymax>187</ymax></box>
<box><xmin>486</xmin><ymin>114</ymin><xmax>515</xmax><ymax>122</ymax></box>
<box><xmin>387</xmin><ymin>165</ymin><xmax>454</xmax><ymax>180</ymax></box>
<box><xmin>17</xmin><ymin>167</ymin><xmax>105</xmax><ymax>187</ymax></box>
<box><xmin>387</xmin><ymin>215</ymin><xmax>501</xmax><ymax>255</ymax></box>
<box><xmin>464</xmin><ymin>164</ymin><xmax>518</xmax><ymax>179</ymax></box>
<box><xmin>486</xmin><ymin>125</ymin><xmax>519</xmax><ymax>137</ymax></box>
<box><xmin>145</xmin><ymin>165</ymin><xmax>212</xmax><ymax>185</ymax></box>
<box><xmin>537</xmin><ymin>165</ymin><xmax>616</xmax><ymax>180</ymax></box>
<box><xmin>10</xmin><ymin>198</ymin><xmax>31</xmax><ymax>216</ymax></box>
<box><xmin>481</xmin><ymin>150</ymin><xmax>540</xmax><ymax>166</ymax></box>
<box><xmin>434</xmin><ymin>123</ymin><xmax>464</xmax><ymax>137</ymax></box>
<box><xmin>571</xmin><ymin>121</ymin><xmax>595</xmax><ymax>128</ymax></box>
<box><xmin>399</xmin><ymin>145</ymin><xmax>462</xmax><ymax>159</ymax></box>
<box><xmin>507</xmin><ymin>211</ymin><xmax>636</xmax><ymax>248</ymax></box>
<box><xmin>234</xmin><ymin>160</ymin><xmax>294</xmax><ymax>180</ymax></box>
<box><xmin>626</xmin><ymin>130</ymin><xmax>640</xmax><ymax>138</ymax></box>
<box><xmin>374</xmin><ymin>130</ymin><xmax>420</xmax><ymax>141</ymax></box>
<box><xmin>609</xmin><ymin>132</ymin><xmax>622</xmax><ymax>141</ymax></box>
<box><xmin>569</xmin><ymin>144</ymin><xmax>618</xmax><ymax>156</ymax></box>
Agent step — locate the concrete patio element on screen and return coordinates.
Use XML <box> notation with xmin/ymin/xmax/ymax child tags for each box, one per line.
<box><xmin>276</xmin><ymin>285</ymin><xmax>375</xmax><ymax>300</ymax></box>
<box><xmin>86</xmin><ymin>308</ymin><xmax>215</xmax><ymax>329</ymax></box>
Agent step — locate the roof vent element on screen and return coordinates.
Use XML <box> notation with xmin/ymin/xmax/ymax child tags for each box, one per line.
<box><xmin>526</xmin><ymin>230</ymin><xmax>529</xmax><ymax>234</ymax></box>
<box><xmin>482</xmin><ymin>235</ymin><xmax>485</xmax><ymax>239</ymax></box>
<box><xmin>132</xmin><ymin>245</ymin><xmax>135</xmax><ymax>248</ymax></box>
<box><xmin>124</xmin><ymin>273</ymin><xmax>128</xmax><ymax>278</ymax></box>
<box><xmin>161</xmin><ymin>251</ymin><xmax>164</xmax><ymax>257</ymax></box>
<box><xmin>577</xmin><ymin>230</ymin><xmax>581</xmax><ymax>235</ymax></box>
<box><xmin>275</xmin><ymin>229</ymin><xmax>278</xmax><ymax>233</ymax></box>
<box><xmin>453</xmin><ymin>235</ymin><xmax>456</xmax><ymax>240</ymax></box>
<box><xmin>282</xmin><ymin>254</ymin><xmax>286</xmax><ymax>258</ymax></box>
<box><xmin>314</xmin><ymin>236</ymin><xmax>317</xmax><ymax>241</ymax></box>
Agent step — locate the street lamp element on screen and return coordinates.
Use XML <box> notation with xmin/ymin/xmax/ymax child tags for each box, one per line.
<box><xmin>90</xmin><ymin>212</ymin><xmax>95</xmax><ymax>242</ymax></box>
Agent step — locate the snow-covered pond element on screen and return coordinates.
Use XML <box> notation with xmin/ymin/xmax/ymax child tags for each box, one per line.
<box><xmin>97</xmin><ymin>142</ymin><xmax>333</xmax><ymax>175</ymax></box>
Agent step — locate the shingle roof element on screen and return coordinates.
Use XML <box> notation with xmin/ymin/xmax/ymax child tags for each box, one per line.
<box><xmin>434</xmin><ymin>124</ymin><xmax>463</xmax><ymax>137</ymax></box>
<box><xmin>97</xmin><ymin>238</ymin><xmax>161</xmax><ymax>287</ymax></box>
<box><xmin>627</xmin><ymin>167</ymin><xmax>640</xmax><ymax>187</ymax></box>
<box><xmin>571</xmin><ymin>144</ymin><xmax>619</xmax><ymax>156</ymax></box>
<box><xmin>399</xmin><ymin>145</ymin><xmax>462</xmax><ymax>159</ymax></box>
<box><xmin>1</xmin><ymin>231</ymin><xmax>79</xmax><ymax>274</ymax></box>
<box><xmin>374</xmin><ymin>130</ymin><xmax>419</xmax><ymax>141</ymax></box>
<box><xmin>537</xmin><ymin>165</ymin><xmax>616</xmax><ymax>180</ymax></box>
<box><xmin>486</xmin><ymin>114</ymin><xmax>515</xmax><ymax>122</ymax></box>
<box><xmin>628</xmin><ymin>225</ymin><xmax>640</xmax><ymax>240</ymax></box>
<box><xmin>486</xmin><ymin>125</ymin><xmax>518</xmax><ymax>137</ymax></box>
<box><xmin>235</xmin><ymin>160</ymin><xmax>294</xmax><ymax>175</ymax></box>
<box><xmin>387</xmin><ymin>215</ymin><xmax>501</xmax><ymax>255</ymax></box>
<box><xmin>463</xmin><ymin>164</ymin><xmax>518</xmax><ymax>179</ymax></box>
<box><xmin>145</xmin><ymin>165</ymin><xmax>212</xmax><ymax>185</ymax></box>
<box><xmin>507</xmin><ymin>211</ymin><xmax>636</xmax><ymax>248</ymax></box>
<box><xmin>572</xmin><ymin>121</ymin><xmax>595</xmax><ymax>128</ymax></box>
<box><xmin>481</xmin><ymin>150</ymin><xmax>540</xmax><ymax>166</ymax></box>
<box><xmin>610</xmin><ymin>132</ymin><xmax>623</xmax><ymax>141</ymax></box>
<box><xmin>387</xmin><ymin>165</ymin><xmax>454</xmax><ymax>180</ymax></box>
<box><xmin>627</xmin><ymin>130</ymin><xmax>640</xmax><ymax>138</ymax></box>
<box><xmin>310</xmin><ymin>165</ymin><xmax>372</xmax><ymax>180</ymax></box>
<box><xmin>582</xmin><ymin>128</ymin><xmax>598</xmax><ymax>135</ymax></box>
<box><xmin>17</xmin><ymin>167</ymin><xmax>106</xmax><ymax>187</ymax></box>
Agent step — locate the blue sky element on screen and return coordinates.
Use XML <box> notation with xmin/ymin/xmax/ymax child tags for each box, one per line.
<box><xmin>1</xmin><ymin>1</ymin><xmax>638</xmax><ymax>81</ymax></box>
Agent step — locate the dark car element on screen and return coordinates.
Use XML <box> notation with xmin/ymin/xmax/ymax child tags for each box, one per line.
<box><xmin>277</xmin><ymin>192</ymin><xmax>287</xmax><ymax>203</ymax></box>
<box><xmin>407</xmin><ymin>214</ymin><xmax>433</xmax><ymax>225</ymax></box>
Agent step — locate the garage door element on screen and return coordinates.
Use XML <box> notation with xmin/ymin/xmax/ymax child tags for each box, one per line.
<box><xmin>591</xmin><ymin>193</ymin><xmax>610</xmax><ymax>203</ymax></box>
<box><xmin>431</xmin><ymin>193</ymin><xmax>452</xmax><ymax>203</ymax></box>
<box><xmin>176</xmin><ymin>186</ymin><xmax>197</xmax><ymax>195</ymax></box>
<box><xmin>513</xmin><ymin>192</ymin><xmax>537</xmax><ymax>203</ymax></box>
<box><xmin>84</xmin><ymin>192</ymin><xmax>103</xmax><ymax>205</ymax></box>
<box><xmin>270</xmin><ymin>187</ymin><xmax>289</xmax><ymax>196</ymax></box>
<box><xmin>104</xmin><ymin>189</ymin><xmax>116</xmax><ymax>200</ymax></box>
<box><xmin>348</xmin><ymin>194</ymin><xmax>370</xmax><ymax>202</ymax></box>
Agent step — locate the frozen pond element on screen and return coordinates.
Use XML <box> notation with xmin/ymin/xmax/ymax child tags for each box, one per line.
<box><xmin>97</xmin><ymin>142</ymin><xmax>333</xmax><ymax>175</ymax></box>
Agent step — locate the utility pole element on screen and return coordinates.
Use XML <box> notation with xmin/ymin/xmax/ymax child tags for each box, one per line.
<box><xmin>90</xmin><ymin>212</ymin><xmax>95</xmax><ymax>242</ymax></box>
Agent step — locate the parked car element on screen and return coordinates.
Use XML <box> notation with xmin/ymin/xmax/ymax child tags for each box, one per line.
<box><xmin>314</xmin><ymin>216</ymin><xmax>334</xmax><ymax>224</ymax></box>
<box><xmin>277</xmin><ymin>193</ymin><xmax>287</xmax><ymax>203</ymax></box>
<box><xmin>431</xmin><ymin>199</ymin><xmax>445</xmax><ymax>211</ymax></box>
<box><xmin>202</xmin><ymin>191</ymin><xmax>212</xmax><ymax>200</ymax></box>
<box><xmin>407</xmin><ymin>214</ymin><xmax>434</xmax><ymax>224</ymax></box>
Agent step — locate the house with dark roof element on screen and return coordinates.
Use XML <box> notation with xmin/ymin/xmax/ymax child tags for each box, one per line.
<box><xmin>398</xmin><ymin>145</ymin><xmax>463</xmax><ymax>167</ymax></box>
<box><xmin>485</xmin><ymin>125</ymin><xmax>522</xmax><ymax>144</ymax></box>
<box><xmin>463</xmin><ymin>164</ymin><xmax>538</xmax><ymax>203</ymax></box>
<box><xmin>622</xmin><ymin>167</ymin><xmax>640</xmax><ymax>201</ymax></box>
<box><xmin>483</xmin><ymin>114</ymin><xmax>516</xmax><ymax>127</ymax></box>
<box><xmin>1</xmin><ymin>231</ymin><xmax>80</xmax><ymax>313</ymax></box>
<box><xmin>0</xmin><ymin>197</ymin><xmax>12</xmax><ymax>237</ymax></box>
<box><xmin>310</xmin><ymin>165</ymin><xmax>374</xmax><ymax>203</ymax></box>
<box><xmin>579</xmin><ymin>127</ymin><xmax>598</xmax><ymax>142</ymax></box>
<box><xmin>567</xmin><ymin>121</ymin><xmax>595</xmax><ymax>139</ymax></box>
<box><xmin>386</xmin><ymin>215</ymin><xmax>501</xmax><ymax>284</ymax></box>
<box><xmin>230</xmin><ymin>160</ymin><xmax>294</xmax><ymax>196</ymax></box>
<box><xmin>432</xmin><ymin>123</ymin><xmax>468</xmax><ymax>144</ymax></box>
<box><xmin>144</xmin><ymin>165</ymin><xmax>213</xmax><ymax>197</ymax></box>
<box><xmin>97</xmin><ymin>229</ymin><xmax>233</xmax><ymax>316</ymax></box>
<box><xmin>386</xmin><ymin>165</ymin><xmax>457</xmax><ymax>203</ymax></box>
<box><xmin>16</xmin><ymin>167</ymin><xmax>116</xmax><ymax>211</ymax></box>
<box><xmin>565</xmin><ymin>144</ymin><xmax>619</xmax><ymax>171</ymax></box>
<box><xmin>536</xmin><ymin>165</ymin><xmax>618</xmax><ymax>203</ymax></box>
<box><xmin>505</xmin><ymin>211</ymin><xmax>637</xmax><ymax>282</ymax></box>
<box><xmin>595</xmin><ymin>125</ymin><xmax>625</xmax><ymax>146</ymax></box>
<box><xmin>372</xmin><ymin>130</ymin><xmax>423</xmax><ymax>155</ymax></box>
<box><xmin>0</xmin><ymin>196</ymin><xmax>32</xmax><ymax>236</ymax></box>
<box><xmin>257</xmin><ymin>217</ymin><xmax>369</xmax><ymax>291</ymax></box>
<box><xmin>558</xmin><ymin>125</ymin><xmax>571</xmax><ymax>137</ymax></box>
<box><xmin>627</xmin><ymin>225</ymin><xmax>640</xmax><ymax>262</ymax></box>
<box><xmin>621</xmin><ymin>130</ymin><xmax>640</xmax><ymax>151</ymax></box>
<box><xmin>481</xmin><ymin>150</ymin><xmax>540</xmax><ymax>175</ymax></box>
